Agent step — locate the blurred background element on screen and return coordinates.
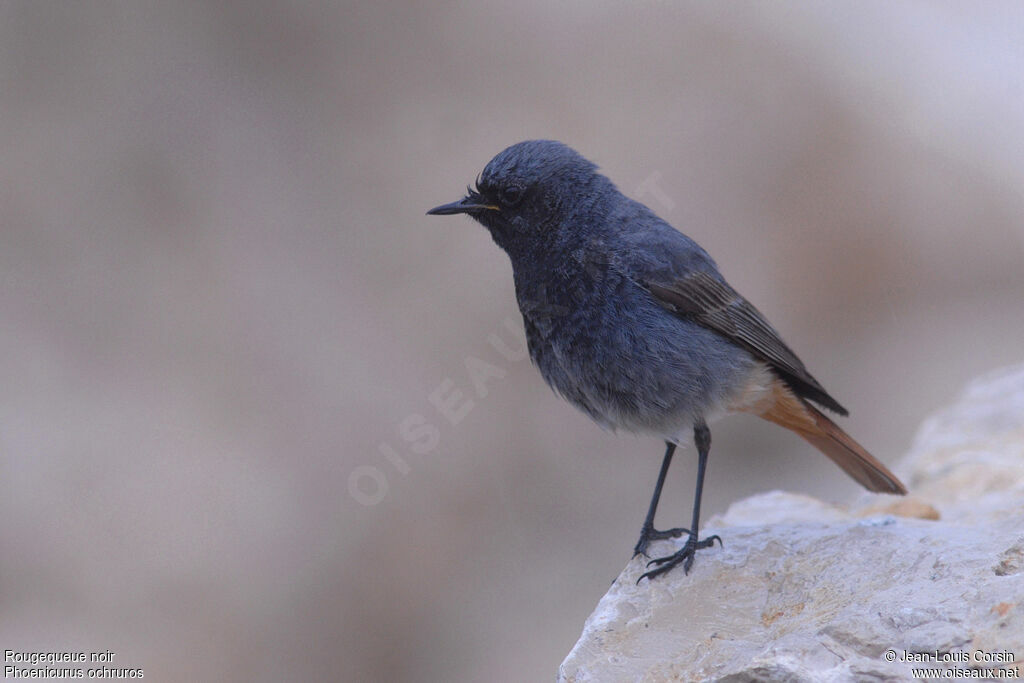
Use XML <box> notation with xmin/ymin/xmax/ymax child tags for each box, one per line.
<box><xmin>2</xmin><ymin>1</ymin><xmax>1023</xmax><ymax>681</ymax></box>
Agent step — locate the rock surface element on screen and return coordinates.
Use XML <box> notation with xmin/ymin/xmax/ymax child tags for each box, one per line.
<box><xmin>559</xmin><ymin>365</ymin><xmax>1024</xmax><ymax>682</ymax></box>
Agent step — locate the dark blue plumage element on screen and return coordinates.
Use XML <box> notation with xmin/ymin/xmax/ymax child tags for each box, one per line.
<box><xmin>470</xmin><ymin>141</ymin><xmax>757</xmax><ymax>436</ymax></box>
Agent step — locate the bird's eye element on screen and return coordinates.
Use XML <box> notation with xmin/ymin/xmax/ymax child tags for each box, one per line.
<box><xmin>500</xmin><ymin>185</ymin><xmax>524</xmax><ymax>207</ymax></box>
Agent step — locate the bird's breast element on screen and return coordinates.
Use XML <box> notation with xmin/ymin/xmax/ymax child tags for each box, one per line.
<box><xmin>513</xmin><ymin>264</ymin><xmax>760</xmax><ymax>436</ymax></box>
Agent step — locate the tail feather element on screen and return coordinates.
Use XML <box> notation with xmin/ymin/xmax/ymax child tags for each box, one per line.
<box><xmin>757</xmin><ymin>380</ymin><xmax>907</xmax><ymax>495</ymax></box>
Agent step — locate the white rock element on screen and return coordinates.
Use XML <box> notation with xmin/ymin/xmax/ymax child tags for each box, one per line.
<box><xmin>560</xmin><ymin>365</ymin><xmax>1024</xmax><ymax>682</ymax></box>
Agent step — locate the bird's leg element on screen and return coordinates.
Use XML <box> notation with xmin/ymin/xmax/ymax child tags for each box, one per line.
<box><xmin>632</xmin><ymin>441</ymin><xmax>691</xmax><ymax>558</ymax></box>
<box><xmin>639</xmin><ymin>422</ymin><xmax>722</xmax><ymax>582</ymax></box>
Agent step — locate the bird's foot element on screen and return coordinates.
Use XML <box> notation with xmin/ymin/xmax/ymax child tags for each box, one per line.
<box><xmin>637</xmin><ymin>533</ymin><xmax>722</xmax><ymax>583</ymax></box>
<box><xmin>632</xmin><ymin>524</ymin><xmax>691</xmax><ymax>558</ymax></box>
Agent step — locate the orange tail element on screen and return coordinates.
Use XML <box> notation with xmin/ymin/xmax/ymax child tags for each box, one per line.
<box><xmin>757</xmin><ymin>380</ymin><xmax>907</xmax><ymax>495</ymax></box>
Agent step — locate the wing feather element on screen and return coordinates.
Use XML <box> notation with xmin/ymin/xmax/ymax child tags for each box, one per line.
<box><xmin>646</xmin><ymin>270</ymin><xmax>848</xmax><ymax>415</ymax></box>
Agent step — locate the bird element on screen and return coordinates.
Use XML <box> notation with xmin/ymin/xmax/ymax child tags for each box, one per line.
<box><xmin>427</xmin><ymin>140</ymin><xmax>906</xmax><ymax>582</ymax></box>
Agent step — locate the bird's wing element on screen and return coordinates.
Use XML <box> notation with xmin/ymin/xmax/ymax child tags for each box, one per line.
<box><xmin>644</xmin><ymin>269</ymin><xmax>848</xmax><ymax>415</ymax></box>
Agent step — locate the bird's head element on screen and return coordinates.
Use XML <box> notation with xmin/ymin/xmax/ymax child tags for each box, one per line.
<box><xmin>427</xmin><ymin>140</ymin><xmax>606</xmax><ymax>252</ymax></box>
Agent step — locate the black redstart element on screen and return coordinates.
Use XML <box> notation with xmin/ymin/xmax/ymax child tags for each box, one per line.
<box><xmin>427</xmin><ymin>140</ymin><xmax>905</xmax><ymax>581</ymax></box>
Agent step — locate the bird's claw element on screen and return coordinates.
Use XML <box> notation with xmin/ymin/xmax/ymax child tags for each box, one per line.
<box><xmin>636</xmin><ymin>534</ymin><xmax>722</xmax><ymax>583</ymax></box>
<box><xmin>632</xmin><ymin>525</ymin><xmax>691</xmax><ymax>558</ymax></box>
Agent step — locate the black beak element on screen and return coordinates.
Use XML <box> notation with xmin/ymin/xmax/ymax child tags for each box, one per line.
<box><xmin>426</xmin><ymin>195</ymin><xmax>499</xmax><ymax>216</ymax></box>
